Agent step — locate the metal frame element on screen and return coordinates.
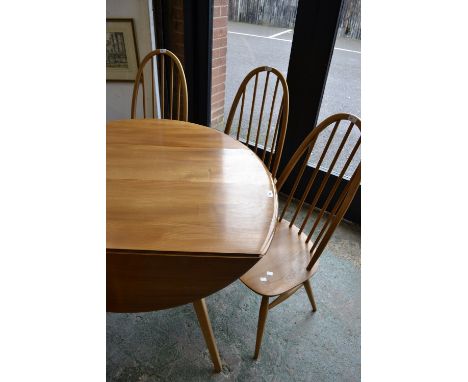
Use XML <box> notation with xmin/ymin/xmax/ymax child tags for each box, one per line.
<box><xmin>280</xmin><ymin>0</ymin><xmax>361</xmax><ymax>223</ymax></box>
<box><xmin>183</xmin><ymin>0</ymin><xmax>213</xmax><ymax>126</ymax></box>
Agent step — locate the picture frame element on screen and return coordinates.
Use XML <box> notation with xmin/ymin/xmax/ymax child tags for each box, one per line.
<box><xmin>106</xmin><ymin>18</ymin><xmax>139</xmax><ymax>82</ymax></box>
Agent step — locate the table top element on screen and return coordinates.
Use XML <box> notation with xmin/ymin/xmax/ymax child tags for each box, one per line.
<box><xmin>107</xmin><ymin>119</ymin><xmax>278</xmax><ymax>257</ymax></box>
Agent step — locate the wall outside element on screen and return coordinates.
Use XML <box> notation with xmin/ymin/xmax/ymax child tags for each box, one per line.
<box><xmin>228</xmin><ymin>0</ymin><xmax>361</xmax><ymax>39</ymax></box>
<box><xmin>211</xmin><ymin>0</ymin><xmax>228</xmax><ymax>130</ymax></box>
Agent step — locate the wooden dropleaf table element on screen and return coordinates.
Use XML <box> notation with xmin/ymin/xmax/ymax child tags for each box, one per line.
<box><xmin>107</xmin><ymin>119</ymin><xmax>277</xmax><ymax>372</ymax></box>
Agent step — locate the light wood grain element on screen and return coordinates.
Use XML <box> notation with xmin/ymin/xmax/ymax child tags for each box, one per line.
<box><xmin>268</xmin><ymin>284</ymin><xmax>303</xmax><ymax>310</ymax></box>
<box><xmin>107</xmin><ymin>119</ymin><xmax>277</xmax><ymax>256</ymax></box>
<box><xmin>240</xmin><ymin>219</ymin><xmax>319</xmax><ymax>297</ymax></box>
<box><xmin>303</xmin><ymin>279</ymin><xmax>317</xmax><ymax>312</ymax></box>
<box><xmin>107</xmin><ymin>118</ymin><xmax>279</xmax><ymax>372</ymax></box>
<box><xmin>107</xmin><ymin>120</ymin><xmax>278</xmax><ymax>312</ymax></box>
<box><xmin>131</xmin><ymin>49</ymin><xmax>188</xmax><ymax>121</ymax></box>
<box><xmin>254</xmin><ymin>296</ymin><xmax>269</xmax><ymax>360</ymax></box>
<box><xmin>193</xmin><ymin>299</ymin><xmax>223</xmax><ymax>372</ymax></box>
<box><xmin>240</xmin><ymin>113</ymin><xmax>361</xmax><ymax>359</ymax></box>
<box><xmin>224</xmin><ymin>66</ymin><xmax>289</xmax><ymax>179</ymax></box>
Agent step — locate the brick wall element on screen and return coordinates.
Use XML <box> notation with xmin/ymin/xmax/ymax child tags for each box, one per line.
<box><xmin>156</xmin><ymin>1</ymin><xmax>228</xmax><ymax>128</ymax></box>
<box><xmin>211</xmin><ymin>0</ymin><xmax>228</xmax><ymax>129</ymax></box>
<box><xmin>170</xmin><ymin>0</ymin><xmax>185</xmax><ymax>64</ymax></box>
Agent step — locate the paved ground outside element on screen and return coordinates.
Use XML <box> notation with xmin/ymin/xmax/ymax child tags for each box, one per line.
<box><xmin>223</xmin><ymin>21</ymin><xmax>361</xmax><ymax>124</ymax></box>
<box><xmin>219</xmin><ymin>22</ymin><xmax>361</xmax><ymax>176</ymax></box>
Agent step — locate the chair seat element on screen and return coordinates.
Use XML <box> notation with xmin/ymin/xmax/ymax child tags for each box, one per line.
<box><xmin>240</xmin><ymin>219</ymin><xmax>319</xmax><ymax>297</ymax></box>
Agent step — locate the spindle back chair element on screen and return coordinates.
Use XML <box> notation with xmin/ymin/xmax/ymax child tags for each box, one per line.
<box><xmin>131</xmin><ymin>49</ymin><xmax>188</xmax><ymax>121</ymax></box>
<box><xmin>225</xmin><ymin>66</ymin><xmax>289</xmax><ymax>179</ymax></box>
<box><xmin>240</xmin><ymin>113</ymin><xmax>361</xmax><ymax>359</ymax></box>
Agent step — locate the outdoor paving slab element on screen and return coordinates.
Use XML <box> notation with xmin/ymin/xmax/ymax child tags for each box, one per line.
<box><xmin>228</xmin><ymin>21</ymin><xmax>292</xmax><ymax>38</ymax></box>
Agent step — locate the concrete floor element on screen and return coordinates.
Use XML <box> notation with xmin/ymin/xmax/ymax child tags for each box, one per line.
<box><xmin>107</xmin><ymin>197</ymin><xmax>361</xmax><ymax>381</ymax></box>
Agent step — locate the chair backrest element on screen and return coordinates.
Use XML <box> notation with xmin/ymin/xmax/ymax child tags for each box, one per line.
<box><xmin>225</xmin><ymin>66</ymin><xmax>289</xmax><ymax>179</ymax></box>
<box><xmin>276</xmin><ymin>113</ymin><xmax>361</xmax><ymax>271</ymax></box>
<box><xmin>131</xmin><ymin>49</ymin><xmax>188</xmax><ymax>121</ymax></box>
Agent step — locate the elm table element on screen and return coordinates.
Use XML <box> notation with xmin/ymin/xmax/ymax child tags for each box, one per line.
<box><xmin>107</xmin><ymin>119</ymin><xmax>278</xmax><ymax>372</ymax></box>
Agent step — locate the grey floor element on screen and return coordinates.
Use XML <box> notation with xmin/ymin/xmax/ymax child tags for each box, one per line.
<box><xmin>106</xmin><ymin>197</ymin><xmax>361</xmax><ymax>381</ymax></box>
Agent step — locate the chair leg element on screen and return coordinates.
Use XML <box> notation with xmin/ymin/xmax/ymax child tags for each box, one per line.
<box><xmin>254</xmin><ymin>296</ymin><xmax>270</xmax><ymax>360</ymax></box>
<box><xmin>303</xmin><ymin>279</ymin><xmax>317</xmax><ymax>312</ymax></box>
<box><xmin>193</xmin><ymin>298</ymin><xmax>222</xmax><ymax>373</ymax></box>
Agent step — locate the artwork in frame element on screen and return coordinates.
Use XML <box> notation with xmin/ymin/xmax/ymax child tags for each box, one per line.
<box><xmin>106</xmin><ymin>19</ymin><xmax>139</xmax><ymax>82</ymax></box>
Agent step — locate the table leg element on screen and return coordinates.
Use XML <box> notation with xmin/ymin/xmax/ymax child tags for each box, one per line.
<box><xmin>193</xmin><ymin>298</ymin><xmax>222</xmax><ymax>372</ymax></box>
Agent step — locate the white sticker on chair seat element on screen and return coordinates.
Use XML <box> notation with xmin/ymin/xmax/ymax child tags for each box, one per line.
<box><xmin>260</xmin><ymin>277</ymin><xmax>267</xmax><ymax>282</ymax></box>
<box><xmin>266</xmin><ymin>271</ymin><xmax>273</xmax><ymax>276</ymax></box>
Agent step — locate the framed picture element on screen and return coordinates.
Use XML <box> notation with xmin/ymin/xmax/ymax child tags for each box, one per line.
<box><xmin>106</xmin><ymin>19</ymin><xmax>139</xmax><ymax>82</ymax></box>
